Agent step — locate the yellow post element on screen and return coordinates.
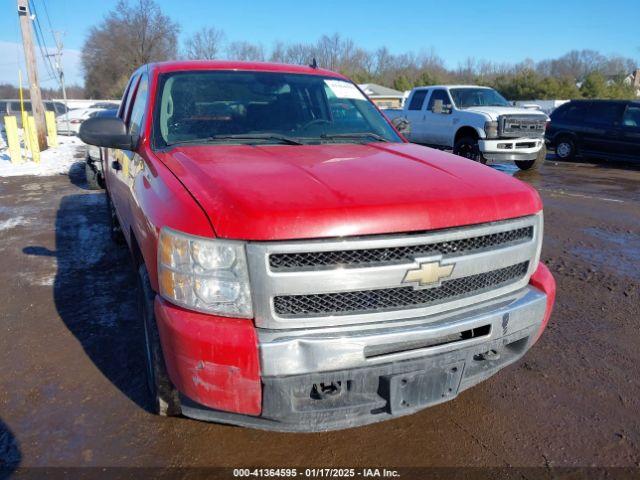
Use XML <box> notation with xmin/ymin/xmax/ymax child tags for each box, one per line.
<box><xmin>45</xmin><ymin>111</ymin><xmax>58</xmax><ymax>147</ymax></box>
<box><xmin>3</xmin><ymin>116</ymin><xmax>23</xmax><ymax>164</ymax></box>
<box><xmin>22</xmin><ymin>111</ymin><xmax>31</xmax><ymax>153</ymax></box>
<box><xmin>27</xmin><ymin>116</ymin><xmax>40</xmax><ymax>163</ymax></box>
<box><xmin>18</xmin><ymin>70</ymin><xmax>31</xmax><ymax>154</ymax></box>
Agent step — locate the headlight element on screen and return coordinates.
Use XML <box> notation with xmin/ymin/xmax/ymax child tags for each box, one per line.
<box><xmin>484</xmin><ymin>121</ymin><xmax>499</xmax><ymax>139</ymax></box>
<box><xmin>158</xmin><ymin>228</ymin><xmax>252</xmax><ymax>317</ymax></box>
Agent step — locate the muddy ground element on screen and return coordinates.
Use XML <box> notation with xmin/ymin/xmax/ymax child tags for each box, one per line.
<box><xmin>0</xmin><ymin>154</ymin><xmax>639</xmax><ymax>476</ymax></box>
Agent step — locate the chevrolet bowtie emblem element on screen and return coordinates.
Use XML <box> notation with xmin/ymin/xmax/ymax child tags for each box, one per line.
<box><xmin>403</xmin><ymin>261</ymin><xmax>455</xmax><ymax>288</ymax></box>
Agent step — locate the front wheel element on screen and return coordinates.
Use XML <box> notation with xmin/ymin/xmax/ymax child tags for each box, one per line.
<box><xmin>137</xmin><ymin>265</ymin><xmax>181</xmax><ymax>416</ymax></box>
<box><xmin>106</xmin><ymin>194</ymin><xmax>125</xmax><ymax>244</ymax></box>
<box><xmin>453</xmin><ymin>137</ymin><xmax>486</xmax><ymax>164</ymax></box>
<box><xmin>85</xmin><ymin>161</ymin><xmax>101</xmax><ymax>190</ymax></box>
<box><xmin>515</xmin><ymin>145</ymin><xmax>547</xmax><ymax>171</ymax></box>
<box><xmin>555</xmin><ymin>137</ymin><xmax>576</xmax><ymax>160</ymax></box>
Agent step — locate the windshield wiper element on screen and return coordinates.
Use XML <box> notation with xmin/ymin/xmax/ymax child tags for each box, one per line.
<box><xmin>208</xmin><ymin>133</ymin><xmax>304</xmax><ymax>145</ymax></box>
<box><xmin>167</xmin><ymin>133</ymin><xmax>304</xmax><ymax>147</ymax></box>
<box><xmin>319</xmin><ymin>132</ymin><xmax>389</xmax><ymax>143</ymax></box>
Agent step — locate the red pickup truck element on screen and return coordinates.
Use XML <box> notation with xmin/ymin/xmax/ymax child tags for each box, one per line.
<box><xmin>79</xmin><ymin>61</ymin><xmax>556</xmax><ymax>431</ymax></box>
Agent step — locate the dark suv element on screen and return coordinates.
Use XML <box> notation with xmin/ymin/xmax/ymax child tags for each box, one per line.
<box><xmin>546</xmin><ymin>100</ymin><xmax>640</xmax><ymax>162</ymax></box>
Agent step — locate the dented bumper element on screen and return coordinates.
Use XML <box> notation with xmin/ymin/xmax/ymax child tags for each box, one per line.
<box><xmin>156</xmin><ymin>264</ymin><xmax>555</xmax><ymax>431</ymax></box>
<box><xmin>154</xmin><ymin>298</ymin><xmax>262</xmax><ymax>415</ymax></box>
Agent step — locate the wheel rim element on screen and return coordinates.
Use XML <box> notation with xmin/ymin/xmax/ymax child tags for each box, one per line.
<box><xmin>557</xmin><ymin>142</ymin><xmax>571</xmax><ymax>158</ymax></box>
<box><xmin>457</xmin><ymin>142</ymin><xmax>481</xmax><ymax>161</ymax></box>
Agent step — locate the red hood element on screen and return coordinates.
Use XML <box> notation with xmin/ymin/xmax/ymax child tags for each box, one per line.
<box><xmin>156</xmin><ymin>143</ymin><xmax>542</xmax><ymax>240</ymax></box>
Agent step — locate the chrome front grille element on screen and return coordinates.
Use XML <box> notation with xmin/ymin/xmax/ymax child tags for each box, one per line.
<box><xmin>269</xmin><ymin>226</ymin><xmax>533</xmax><ymax>271</ymax></box>
<box><xmin>274</xmin><ymin>262</ymin><xmax>529</xmax><ymax>317</ymax></box>
<box><xmin>499</xmin><ymin>115</ymin><xmax>546</xmax><ymax>138</ymax></box>
<box><xmin>246</xmin><ymin>214</ymin><xmax>542</xmax><ymax>329</ymax></box>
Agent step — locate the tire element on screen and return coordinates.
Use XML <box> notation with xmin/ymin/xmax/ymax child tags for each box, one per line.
<box><xmin>453</xmin><ymin>136</ymin><xmax>487</xmax><ymax>164</ymax></box>
<box><xmin>106</xmin><ymin>194</ymin><xmax>125</xmax><ymax>244</ymax></box>
<box><xmin>515</xmin><ymin>145</ymin><xmax>547</xmax><ymax>171</ymax></box>
<box><xmin>555</xmin><ymin>137</ymin><xmax>576</xmax><ymax>160</ymax></box>
<box><xmin>137</xmin><ymin>265</ymin><xmax>181</xmax><ymax>416</ymax></box>
<box><xmin>85</xmin><ymin>161</ymin><xmax>101</xmax><ymax>190</ymax></box>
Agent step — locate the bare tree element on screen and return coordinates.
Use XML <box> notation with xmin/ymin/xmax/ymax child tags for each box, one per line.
<box><xmin>184</xmin><ymin>27</ymin><xmax>225</xmax><ymax>60</ymax></box>
<box><xmin>82</xmin><ymin>0</ymin><xmax>179</xmax><ymax>98</ymax></box>
<box><xmin>227</xmin><ymin>41</ymin><xmax>265</xmax><ymax>61</ymax></box>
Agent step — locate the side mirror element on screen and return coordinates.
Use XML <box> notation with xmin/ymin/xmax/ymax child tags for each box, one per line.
<box><xmin>391</xmin><ymin>117</ymin><xmax>411</xmax><ymax>135</ymax></box>
<box><xmin>79</xmin><ymin>117</ymin><xmax>134</xmax><ymax>150</ymax></box>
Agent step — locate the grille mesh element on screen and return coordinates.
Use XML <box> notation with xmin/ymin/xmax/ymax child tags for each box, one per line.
<box><xmin>269</xmin><ymin>226</ymin><xmax>533</xmax><ymax>271</ymax></box>
<box><xmin>274</xmin><ymin>262</ymin><xmax>529</xmax><ymax>317</ymax></box>
<box><xmin>500</xmin><ymin>116</ymin><xmax>546</xmax><ymax>138</ymax></box>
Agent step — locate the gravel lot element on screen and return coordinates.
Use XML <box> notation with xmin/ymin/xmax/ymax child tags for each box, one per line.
<box><xmin>0</xmin><ymin>154</ymin><xmax>639</xmax><ymax>477</ymax></box>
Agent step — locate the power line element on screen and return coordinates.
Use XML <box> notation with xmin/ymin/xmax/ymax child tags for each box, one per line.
<box><xmin>30</xmin><ymin>0</ymin><xmax>56</xmax><ymax>76</ymax></box>
<box><xmin>29</xmin><ymin>0</ymin><xmax>57</xmax><ymax>82</ymax></box>
<box><xmin>39</xmin><ymin>0</ymin><xmax>55</xmax><ymax>35</ymax></box>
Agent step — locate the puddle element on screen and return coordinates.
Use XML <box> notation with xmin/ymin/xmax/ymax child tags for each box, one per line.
<box><xmin>571</xmin><ymin>227</ymin><xmax>640</xmax><ymax>281</ymax></box>
<box><xmin>491</xmin><ymin>163</ymin><xmax>520</xmax><ymax>176</ymax></box>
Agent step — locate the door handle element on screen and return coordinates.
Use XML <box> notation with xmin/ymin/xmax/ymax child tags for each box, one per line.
<box><xmin>111</xmin><ymin>160</ymin><xmax>122</xmax><ymax>171</ymax></box>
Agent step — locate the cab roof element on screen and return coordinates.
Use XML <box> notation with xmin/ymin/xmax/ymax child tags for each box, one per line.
<box><xmin>412</xmin><ymin>85</ymin><xmax>493</xmax><ymax>90</ymax></box>
<box><xmin>143</xmin><ymin>60</ymin><xmax>348</xmax><ymax>80</ymax></box>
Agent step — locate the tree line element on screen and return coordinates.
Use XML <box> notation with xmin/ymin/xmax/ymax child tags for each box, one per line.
<box><xmin>80</xmin><ymin>0</ymin><xmax>638</xmax><ymax>100</ymax></box>
<box><xmin>0</xmin><ymin>83</ymin><xmax>84</xmax><ymax>100</ymax></box>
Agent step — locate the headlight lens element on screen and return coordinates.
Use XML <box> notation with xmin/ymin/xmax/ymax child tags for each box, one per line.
<box><xmin>158</xmin><ymin>228</ymin><xmax>252</xmax><ymax>317</ymax></box>
<box><xmin>484</xmin><ymin>121</ymin><xmax>499</xmax><ymax>139</ymax></box>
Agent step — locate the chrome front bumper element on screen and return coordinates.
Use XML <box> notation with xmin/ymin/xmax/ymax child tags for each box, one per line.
<box><xmin>479</xmin><ymin>138</ymin><xmax>543</xmax><ymax>161</ymax></box>
<box><xmin>182</xmin><ymin>285</ymin><xmax>547</xmax><ymax>431</ymax></box>
<box><xmin>258</xmin><ymin>285</ymin><xmax>547</xmax><ymax>377</ymax></box>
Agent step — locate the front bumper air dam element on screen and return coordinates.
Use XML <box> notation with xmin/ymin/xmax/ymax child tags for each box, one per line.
<box><xmin>479</xmin><ymin>138</ymin><xmax>544</xmax><ymax>161</ymax></box>
<box><xmin>179</xmin><ymin>263</ymin><xmax>556</xmax><ymax>431</ymax></box>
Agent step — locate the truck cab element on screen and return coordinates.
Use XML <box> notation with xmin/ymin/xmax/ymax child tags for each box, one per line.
<box><xmin>385</xmin><ymin>85</ymin><xmax>549</xmax><ymax>170</ymax></box>
<box><xmin>80</xmin><ymin>62</ymin><xmax>555</xmax><ymax>431</ymax></box>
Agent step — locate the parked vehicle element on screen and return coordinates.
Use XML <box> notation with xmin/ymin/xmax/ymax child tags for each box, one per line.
<box><xmin>546</xmin><ymin>99</ymin><xmax>640</xmax><ymax>162</ymax></box>
<box><xmin>89</xmin><ymin>101</ymin><xmax>120</xmax><ymax>110</ymax></box>
<box><xmin>0</xmin><ymin>99</ymin><xmax>69</xmax><ymax>128</ymax></box>
<box><xmin>85</xmin><ymin>109</ymin><xmax>118</xmax><ymax>189</ymax></box>
<box><xmin>56</xmin><ymin>107</ymin><xmax>104</xmax><ymax>135</ymax></box>
<box><xmin>79</xmin><ymin>61</ymin><xmax>555</xmax><ymax>431</ymax></box>
<box><xmin>384</xmin><ymin>86</ymin><xmax>549</xmax><ymax>170</ymax></box>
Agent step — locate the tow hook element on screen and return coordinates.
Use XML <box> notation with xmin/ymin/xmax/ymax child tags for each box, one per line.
<box><xmin>474</xmin><ymin>349</ymin><xmax>501</xmax><ymax>362</ymax></box>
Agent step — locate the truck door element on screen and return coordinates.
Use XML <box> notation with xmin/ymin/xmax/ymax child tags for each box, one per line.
<box><xmin>620</xmin><ymin>104</ymin><xmax>640</xmax><ymax>161</ymax></box>
<box><xmin>117</xmin><ymin>73</ymin><xmax>149</xmax><ymax>240</ymax></box>
<box><xmin>405</xmin><ymin>89</ymin><xmax>429</xmax><ymax>143</ymax></box>
<box><xmin>422</xmin><ymin>89</ymin><xmax>455</xmax><ymax>146</ymax></box>
<box><xmin>107</xmin><ymin>73</ymin><xmax>144</xmax><ymax>243</ymax></box>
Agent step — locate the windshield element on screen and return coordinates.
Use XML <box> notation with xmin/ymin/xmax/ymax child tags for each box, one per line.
<box><xmin>449</xmin><ymin>88</ymin><xmax>510</xmax><ymax>109</ymax></box>
<box><xmin>154</xmin><ymin>71</ymin><xmax>402</xmax><ymax>147</ymax></box>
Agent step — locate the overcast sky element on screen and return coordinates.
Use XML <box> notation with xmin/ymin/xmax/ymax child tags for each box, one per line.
<box><xmin>1</xmin><ymin>0</ymin><xmax>639</xmax><ymax>87</ymax></box>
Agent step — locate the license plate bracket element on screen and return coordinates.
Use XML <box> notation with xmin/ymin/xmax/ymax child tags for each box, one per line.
<box><xmin>382</xmin><ymin>361</ymin><xmax>465</xmax><ymax>414</ymax></box>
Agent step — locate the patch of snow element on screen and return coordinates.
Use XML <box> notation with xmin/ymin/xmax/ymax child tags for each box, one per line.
<box><xmin>0</xmin><ymin>135</ymin><xmax>85</xmax><ymax>177</ymax></box>
<box><xmin>0</xmin><ymin>216</ymin><xmax>28</xmax><ymax>231</ymax></box>
<box><xmin>35</xmin><ymin>274</ymin><xmax>56</xmax><ymax>286</ymax></box>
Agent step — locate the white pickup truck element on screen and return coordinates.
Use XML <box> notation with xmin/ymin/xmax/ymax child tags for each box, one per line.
<box><xmin>384</xmin><ymin>85</ymin><xmax>548</xmax><ymax>170</ymax></box>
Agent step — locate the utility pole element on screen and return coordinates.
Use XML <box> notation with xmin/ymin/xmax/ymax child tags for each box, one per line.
<box><xmin>17</xmin><ymin>0</ymin><xmax>48</xmax><ymax>150</ymax></box>
<box><xmin>47</xmin><ymin>31</ymin><xmax>70</xmax><ymax>134</ymax></box>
